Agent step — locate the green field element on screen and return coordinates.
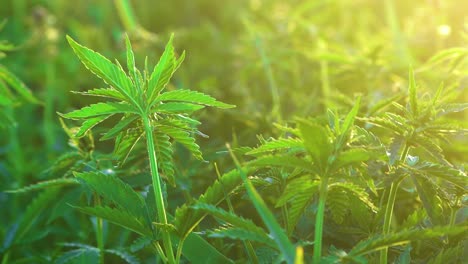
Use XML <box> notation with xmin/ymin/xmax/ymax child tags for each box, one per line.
<box><xmin>1</xmin><ymin>1</ymin><xmax>467</xmax><ymax>263</ymax></box>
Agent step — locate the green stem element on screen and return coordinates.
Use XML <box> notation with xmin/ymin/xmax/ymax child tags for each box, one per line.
<box><xmin>114</xmin><ymin>0</ymin><xmax>138</xmax><ymax>33</ymax></box>
<box><xmin>384</xmin><ymin>0</ymin><xmax>412</xmax><ymax>67</ymax></box>
<box><xmin>319</xmin><ymin>40</ymin><xmax>330</xmax><ymax>112</ymax></box>
<box><xmin>1</xmin><ymin>252</ymin><xmax>9</xmax><ymax>264</ymax></box>
<box><xmin>44</xmin><ymin>57</ymin><xmax>55</xmax><ymax>155</ymax></box>
<box><xmin>380</xmin><ymin>181</ymin><xmax>400</xmax><ymax>264</ymax></box>
<box><xmin>215</xmin><ymin>163</ymin><xmax>259</xmax><ymax>263</ymax></box>
<box><xmin>152</xmin><ymin>241</ymin><xmax>168</xmax><ymax>263</ymax></box>
<box><xmin>143</xmin><ymin>116</ymin><xmax>175</xmax><ymax>264</ymax></box>
<box><xmin>380</xmin><ymin>143</ymin><xmax>409</xmax><ymax>264</ymax></box>
<box><xmin>95</xmin><ymin>195</ymin><xmax>105</xmax><ymax>264</ymax></box>
<box><xmin>313</xmin><ymin>176</ymin><xmax>329</xmax><ymax>263</ymax></box>
<box><xmin>255</xmin><ymin>36</ymin><xmax>281</xmax><ymax>122</ymax></box>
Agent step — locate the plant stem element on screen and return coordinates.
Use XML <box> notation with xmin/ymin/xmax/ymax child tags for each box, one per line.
<box><xmin>255</xmin><ymin>36</ymin><xmax>281</xmax><ymax>122</ymax></box>
<box><xmin>44</xmin><ymin>57</ymin><xmax>55</xmax><ymax>156</ymax></box>
<box><xmin>319</xmin><ymin>40</ymin><xmax>330</xmax><ymax>112</ymax></box>
<box><xmin>384</xmin><ymin>0</ymin><xmax>412</xmax><ymax>67</ymax></box>
<box><xmin>95</xmin><ymin>195</ymin><xmax>105</xmax><ymax>264</ymax></box>
<box><xmin>313</xmin><ymin>176</ymin><xmax>329</xmax><ymax>263</ymax></box>
<box><xmin>380</xmin><ymin>143</ymin><xmax>409</xmax><ymax>264</ymax></box>
<box><xmin>143</xmin><ymin>116</ymin><xmax>175</xmax><ymax>264</ymax></box>
<box><xmin>114</xmin><ymin>0</ymin><xmax>138</xmax><ymax>33</ymax></box>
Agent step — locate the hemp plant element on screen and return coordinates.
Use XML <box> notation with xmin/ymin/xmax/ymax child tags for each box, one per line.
<box><xmin>61</xmin><ymin>34</ymin><xmax>234</xmax><ymax>263</ymax></box>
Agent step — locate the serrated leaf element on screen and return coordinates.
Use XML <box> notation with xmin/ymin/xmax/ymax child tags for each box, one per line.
<box><xmin>130</xmin><ymin>237</ymin><xmax>152</xmax><ymax>253</ymax></box>
<box><xmin>73</xmin><ymin>205</ymin><xmax>151</xmax><ymax>236</ymax></box>
<box><xmin>100</xmin><ymin>114</ymin><xmax>138</xmax><ymax>140</ymax></box>
<box><xmin>349</xmin><ymin>226</ymin><xmax>467</xmax><ymax>257</ymax></box>
<box><xmin>249</xmin><ymin>155</ymin><xmax>315</xmax><ymax>173</ymax></box>
<box><xmin>55</xmin><ymin>248</ymin><xmax>99</xmax><ymax>264</ymax></box>
<box><xmin>154</xmin><ymin>102</ymin><xmax>205</xmax><ymax>114</ymax></box>
<box><xmin>157</xmin><ymin>89</ymin><xmax>235</xmax><ymax>109</ymax></box>
<box><xmin>247</xmin><ymin>138</ymin><xmax>304</xmax><ymax>155</ymax></box>
<box><xmin>153</xmin><ymin>131</ymin><xmax>175</xmax><ymax>185</ymax></box>
<box><xmin>66</xmin><ymin>36</ymin><xmax>137</xmax><ymax>105</ymax></box>
<box><xmin>174</xmin><ymin>166</ymin><xmax>257</xmax><ymax>238</ymax></box>
<box><xmin>388</xmin><ymin>136</ymin><xmax>405</xmax><ymax>165</ymax></box>
<box><xmin>157</xmin><ymin>124</ymin><xmax>203</xmax><ymax>160</ymax></box>
<box><xmin>114</xmin><ymin>129</ymin><xmax>144</xmax><ymax>164</ymax></box>
<box><xmin>75</xmin><ymin>115</ymin><xmax>111</xmax><ymax>137</ymax></box>
<box><xmin>147</xmin><ymin>35</ymin><xmax>179</xmax><ymax>106</ymax></box>
<box><xmin>332</xmin><ymin>148</ymin><xmax>370</xmax><ymax>170</ymax></box>
<box><xmin>15</xmin><ymin>188</ymin><xmax>60</xmax><ymax>242</ymax></box>
<box><xmin>62</xmin><ymin>102</ymin><xmax>137</xmax><ymax>119</ymax></box>
<box><xmin>74</xmin><ymin>171</ymin><xmax>146</xmax><ymax>218</ymax></box>
<box><xmin>74</xmin><ymin>88</ymin><xmax>126</xmax><ymax>101</ymax></box>
<box><xmin>207</xmin><ymin>227</ymin><xmax>276</xmax><ymax>248</ymax></box>
<box><xmin>297</xmin><ymin>121</ymin><xmax>331</xmax><ymax>172</ymax></box>
<box><xmin>341</xmin><ymin>97</ymin><xmax>361</xmax><ymax>137</ymax></box>
<box><xmin>408</xmin><ymin>68</ymin><xmax>418</xmax><ymax>117</ymax></box>
<box><xmin>106</xmin><ymin>249</ymin><xmax>140</xmax><ymax>264</ymax></box>
<box><xmin>410</xmin><ymin>162</ymin><xmax>467</xmax><ymax>190</ymax></box>
<box><xmin>0</xmin><ymin>65</ymin><xmax>39</xmax><ymax>104</ymax></box>
<box><xmin>276</xmin><ymin>175</ymin><xmax>319</xmax><ymax>233</ymax></box>
<box><xmin>40</xmin><ymin>152</ymin><xmax>82</xmax><ymax>178</ymax></box>
<box><xmin>5</xmin><ymin>178</ymin><xmax>78</xmax><ymax>194</ymax></box>
<box><xmin>125</xmin><ymin>35</ymin><xmax>138</xmax><ymax>86</ymax></box>
<box><xmin>192</xmin><ymin>203</ymin><xmax>266</xmax><ymax>234</ymax></box>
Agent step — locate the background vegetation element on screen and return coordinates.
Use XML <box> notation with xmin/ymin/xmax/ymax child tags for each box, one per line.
<box><xmin>1</xmin><ymin>0</ymin><xmax>466</xmax><ymax>263</ymax></box>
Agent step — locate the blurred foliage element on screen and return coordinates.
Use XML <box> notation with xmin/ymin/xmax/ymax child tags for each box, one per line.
<box><xmin>0</xmin><ymin>0</ymin><xmax>466</xmax><ymax>263</ymax></box>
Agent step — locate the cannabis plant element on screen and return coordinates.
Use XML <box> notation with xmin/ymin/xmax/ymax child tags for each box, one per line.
<box><xmin>60</xmin><ymin>34</ymin><xmax>234</xmax><ymax>263</ymax></box>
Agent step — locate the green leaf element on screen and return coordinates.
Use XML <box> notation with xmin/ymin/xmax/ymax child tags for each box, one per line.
<box><xmin>157</xmin><ymin>89</ymin><xmax>235</xmax><ymax>109</ymax></box>
<box><xmin>125</xmin><ymin>35</ymin><xmax>138</xmax><ymax>86</ymax></box>
<box><xmin>114</xmin><ymin>129</ymin><xmax>144</xmax><ymax>164</ymax></box>
<box><xmin>62</xmin><ymin>102</ymin><xmax>137</xmax><ymax>119</ymax></box>
<box><xmin>172</xmin><ymin>229</ymin><xmax>234</xmax><ymax>264</ymax></box>
<box><xmin>0</xmin><ymin>65</ymin><xmax>39</xmax><ymax>104</ymax></box>
<box><xmin>298</xmin><ymin>120</ymin><xmax>331</xmax><ymax>172</ymax></box>
<box><xmin>335</xmin><ymin>97</ymin><xmax>361</xmax><ymax>150</ymax></box>
<box><xmin>55</xmin><ymin>247</ymin><xmax>99</xmax><ymax>264</ymax></box>
<box><xmin>153</xmin><ymin>102</ymin><xmax>205</xmax><ymax>114</ymax></box>
<box><xmin>66</xmin><ymin>36</ymin><xmax>137</xmax><ymax>105</ymax></box>
<box><xmin>14</xmin><ymin>188</ymin><xmax>61</xmax><ymax>242</ymax></box>
<box><xmin>228</xmin><ymin>146</ymin><xmax>296</xmax><ymax>264</ymax></box>
<box><xmin>73</xmin><ymin>88</ymin><xmax>126</xmax><ymax>101</ymax></box>
<box><xmin>153</xmin><ymin>131</ymin><xmax>175</xmax><ymax>186</ymax></box>
<box><xmin>100</xmin><ymin>115</ymin><xmax>138</xmax><ymax>140</ymax></box>
<box><xmin>341</xmin><ymin>96</ymin><xmax>361</xmax><ymax>137</ymax></box>
<box><xmin>332</xmin><ymin>148</ymin><xmax>370</xmax><ymax>170</ymax></box>
<box><xmin>408</xmin><ymin>68</ymin><xmax>418</xmax><ymax>117</ymax></box>
<box><xmin>73</xmin><ymin>205</ymin><xmax>151</xmax><ymax>236</ymax></box>
<box><xmin>5</xmin><ymin>178</ymin><xmax>78</xmax><ymax>194</ymax></box>
<box><xmin>75</xmin><ymin>115</ymin><xmax>111</xmax><ymax>137</ymax></box>
<box><xmin>106</xmin><ymin>249</ymin><xmax>140</xmax><ymax>264</ymax></box>
<box><xmin>207</xmin><ymin>227</ymin><xmax>276</xmax><ymax>248</ymax></box>
<box><xmin>74</xmin><ymin>171</ymin><xmax>146</xmax><ymax>218</ymax></box>
<box><xmin>328</xmin><ymin>182</ymin><xmax>377</xmax><ymax>213</ymax></box>
<box><xmin>388</xmin><ymin>136</ymin><xmax>405</xmax><ymax>166</ymax></box>
<box><xmin>147</xmin><ymin>35</ymin><xmax>184</xmax><ymax>107</ymax></box>
<box><xmin>157</xmin><ymin>124</ymin><xmax>203</xmax><ymax>160</ymax></box>
<box><xmin>192</xmin><ymin>203</ymin><xmax>266</xmax><ymax>234</ymax></box>
<box><xmin>249</xmin><ymin>155</ymin><xmax>315</xmax><ymax>173</ymax></box>
<box><xmin>246</xmin><ymin>138</ymin><xmax>304</xmax><ymax>155</ymax></box>
<box><xmin>276</xmin><ymin>175</ymin><xmax>319</xmax><ymax>233</ymax></box>
<box><xmin>174</xmin><ymin>166</ymin><xmax>257</xmax><ymax>238</ymax></box>
<box><xmin>349</xmin><ymin>226</ymin><xmax>467</xmax><ymax>257</ymax></box>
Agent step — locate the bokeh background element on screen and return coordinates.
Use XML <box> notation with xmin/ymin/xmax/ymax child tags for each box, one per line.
<box><xmin>0</xmin><ymin>0</ymin><xmax>466</xmax><ymax>262</ymax></box>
